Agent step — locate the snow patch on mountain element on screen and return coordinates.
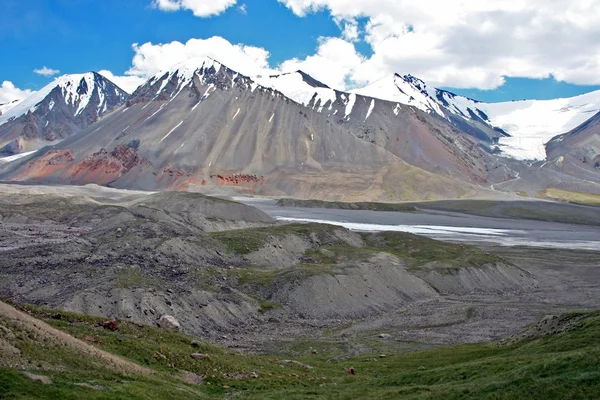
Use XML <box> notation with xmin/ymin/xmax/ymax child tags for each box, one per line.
<box><xmin>161</xmin><ymin>121</ymin><xmax>183</xmax><ymax>142</ymax></box>
<box><xmin>365</xmin><ymin>99</ymin><xmax>375</xmax><ymax>120</ymax></box>
<box><xmin>254</xmin><ymin>71</ymin><xmax>337</xmax><ymax>110</ymax></box>
<box><xmin>353</xmin><ymin>74</ymin><xmax>446</xmax><ymax>116</ymax></box>
<box><xmin>0</xmin><ymin>99</ymin><xmax>22</xmax><ymax>116</ymax></box>
<box><xmin>0</xmin><ymin>150</ymin><xmax>37</xmax><ymax>163</ymax></box>
<box><xmin>344</xmin><ymin>93</ymin><xmax>357</xmax><ymax>117</ymax></box>
<box><xmin>480</xmin><ymin>92</ymin><xmax>600</xmax><ymax>160</ymax></box>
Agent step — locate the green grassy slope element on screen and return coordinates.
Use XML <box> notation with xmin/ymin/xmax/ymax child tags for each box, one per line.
<box><xmin>1</xmin><ymin>303</ymin><xmax>599</xmax><ymax>399</ymax></box>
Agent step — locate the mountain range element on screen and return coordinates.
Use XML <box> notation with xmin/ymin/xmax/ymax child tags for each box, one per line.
<box><xmin>0</xmin><ymin>58</ymin><xmax>598</xmax><ymax>200</ymax></box>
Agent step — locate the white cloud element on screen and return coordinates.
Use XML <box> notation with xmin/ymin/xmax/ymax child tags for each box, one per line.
<box><xmin>151</xmin><ymin>0</ymin><xmax>236</xmax><ymax>17</ymax></box>
<box><xmin>120</xmin><ymin>35</ymin><xmax>368</xmax><ymax>91</ymax></box>
<box><xmin>125</xmin><ymin>36</ymin><xmax>276</xmax><ymax>79</ymax></box>
<box><xmin>0</xmin><ymin>81</ymin><xmax>34</xmax><ymax>104</ymax></box>
<box><xmin>279</xmin><ymin>37</ymin><xmax>365</xmax><ymax>90</ymax></box>
<box><xmin>33</xmin><ymin>66</ymin><xmax>60</xmax><ymax>77</ymax></box>
<box><xmin>237</xmin><ymin>3</ymin><xmax>247</xmax><ymax>14</ymax></box>
<box><xmin>339</xmin><ymin>18</ymin><xmax>359</xmax><ymax>42</ymax></box>
<box><xmin>277</xmin><ymin>0</ymin><xmax>600</xmax><ymax>89</ymax></box>
<box><xmin>98</xmin><ymin>70</ymin><xmax>146</xmax><ymax>94</ymax></box>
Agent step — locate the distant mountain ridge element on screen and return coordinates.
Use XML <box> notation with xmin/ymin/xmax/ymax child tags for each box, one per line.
<box><xmin>256</xmin><ymin>69</ymin><xmax>600</xmax><ymax>162</ymax></box>
<box><xmin>5</xmin><ymin>63</ymin><xmax>600</xmax><ymax>163</ymax></box>
<box><xmin>254</xmin><ymin>71</ymin><xmax>503</xmax><ymax>145</ymax></box>
<box><xmin>1</xmin><ymin>58</ymin><xmax>598</xmax><ymax>199</ymax></box>
<box><xmin>352</xmin><ymin>74</ymin><xmax>600</xmax><ymax>161</ymax></box>
<box><xmin>0</xmin><ymin>56</ymin><xmax>492</xmax><ymax>200</ymax></box>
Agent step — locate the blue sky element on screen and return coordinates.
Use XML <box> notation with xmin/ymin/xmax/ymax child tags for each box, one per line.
<box><xmin>1</xmin><ymin>0</ymin><xmax>599</xmax><ymax>103</ymax></box>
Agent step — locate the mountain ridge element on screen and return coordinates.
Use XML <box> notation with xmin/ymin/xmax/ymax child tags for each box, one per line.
<box><xmin>2</xmin><ymin>58</ymin><xmax>598</xmax><ymax>199</ymax></box>
<box><xmin>0</xmin><ymin>57</ymin><xmax>491</xmax><ymax>200</ymax></box>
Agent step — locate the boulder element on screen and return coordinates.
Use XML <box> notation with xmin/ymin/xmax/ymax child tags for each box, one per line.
<box><xmin>23</xmin><ymin>372</ymin><xmax>52</xmax><ymax>385</ymax></box>
<box><xmin>158</xmin><ymin>315</ymin><xmax>180</xmax><ymax>331</ymax></box>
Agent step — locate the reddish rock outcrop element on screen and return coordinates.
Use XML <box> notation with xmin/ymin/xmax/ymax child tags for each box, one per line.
<box><xmin>161</xmin><ymin>164</ymin><xmax>187</xmax><ymax>179</ymax></box>
<box><xmin>155</xmin><ymin>163</ymin><xmax>197</xmax><ymax>190</ymax></box>
<box><xmin>68</xmin><ymin>145</ymin><xmax>149</xmax><ymax>185</ymax></box>
<box><xmin>210</xmin><ymin>174</ymin><xmax>265</xmax><ymax>186</ymax></box>
<box><xmin>29</xmin><ymin>149</ymin><xmax>74</xmax><ymax>167</ymax></box>
<box><xmin>15</xmin><ymin>149</ymin><xmax>75</xmax><ymax>181</ymax></box>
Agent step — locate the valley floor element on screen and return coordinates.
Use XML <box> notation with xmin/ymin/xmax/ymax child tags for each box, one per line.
<box><xmin>1</xmin><ymin>183</ymin><xmax>599</xmax><ymax>398</ymax></box>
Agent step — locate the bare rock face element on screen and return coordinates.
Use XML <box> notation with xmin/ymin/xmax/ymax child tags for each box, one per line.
<box><xmin>23</xmin><ymin>372</ymin><xmax>52</xmax><ymax>385</ymax></box>
<box><xmin>70</xmin><ymin>145</ymin><xmax>149</xmax><ymax>182</ymax></box>
<box><xmin>158</xmin><ymin>315</ymin><xmax>181</xmax><ymax>331</ymax></box>
<box><xmin>210</xmin><ymin>173</ymin><xmax>265</xmax><ymax>186</ymax></box>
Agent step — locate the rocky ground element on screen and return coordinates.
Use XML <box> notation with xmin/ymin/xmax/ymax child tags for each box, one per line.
<box><xmin>0</xmin><ymin>184</ymin><xmax>598</xmax><ymax>356</ymax></box>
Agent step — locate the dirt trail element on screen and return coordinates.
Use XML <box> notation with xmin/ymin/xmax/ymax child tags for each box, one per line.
<box><xmin>0</xmin><ymin>300</ymin><xmax>152</xmax><ymax>375</ymax></box>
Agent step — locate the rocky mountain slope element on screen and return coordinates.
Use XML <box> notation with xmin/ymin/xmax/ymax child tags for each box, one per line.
<box><xmin>0</xmin><ymin>72</ymin><xmax>128</xmax><ymax>155</ymax></box>
<box><xmin>546</xmin><ymin>110</ymin><xmax>600</xmax><ymax>175</ymax></box>
<box><xmin>2</xmin><ymin>58</ymin><xmax>597</xmax><ymax>198</ymax></box>
<box><xmin>0</xmin><ymin>57</ymin><xmax>493</xmax><ymax>200</ymax></box>
<box><xmin>256</xmin><ymin>70</ymin><xmax>499</xmax><ymax>181</ymax></box>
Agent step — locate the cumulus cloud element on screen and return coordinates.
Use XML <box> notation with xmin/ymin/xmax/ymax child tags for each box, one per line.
<box><xmin>119</xmin><ymin>35</ymin><xmax>368</xmax><ymax>91</ymax></box>
<box><xmin>97</xmin><ymin>70</ymin><xmax>146</xmax><ymax>94</ymax></box>
<box><xmin>151</xmin><ymin>0</ymin><xmax>236</xmax><ymax>17</ymax></box>
<box><xmin>277</xmin><ymin>0</ymin><xmax>600</xmax><ymax>89</ymax></box>
<box><xmin>125</xmin><ymin>36</ymin><xmax>276</xmax><ymax>79</ymax></box>
<box><xmin>0</xmin><ymin>81</ymin><xmax>34</xmax><ymax>104</ymax></box>
<box><xmin>280</xmin><ymin>37</ymin><xmax>365</xmax><ymax>89</ymax></box>
<box><xmin>237</xmin><ymin>3</ymin><xmax>247</xmax><ymax>14</ymax></box>
<box><xmin>33</xmin><ymin>66</ymin><xmax>60</xmax><ymax>77</ymax></box>
<box><xmin>339</xmin><ymin>18</ymin><xmax>359</xmax><ymax>42</ymax></box>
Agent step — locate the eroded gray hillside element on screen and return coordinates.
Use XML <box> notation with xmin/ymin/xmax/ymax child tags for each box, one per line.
<box><xmin>0</xmin><ymin>190</ymin><xmax>539</xmax><ymax>349</ymax></box>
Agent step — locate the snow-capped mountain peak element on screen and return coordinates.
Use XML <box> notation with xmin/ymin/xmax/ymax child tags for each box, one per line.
<box><xmin>0</xmin><ymin>72</ymin><xmax>128</xmax><ymax>155</ymax></box>
<box><xmin>154</xmin><ymin>56</ymin><xmax>222</xmax><ymax>80</ymax></box>
<box><xmin>56</xmin><ymin>73</ymin><xmax>100</xmax><ymax>115</ymax></box>
<box><xmin>352</xmin><ymin>74</ymin><xmax>447</xmax><ymax>117</ymax></box>
<box><xmin>143</xmin><ymin>57</ymin><xmax>224</xmax><ymax>97</ymax></box>
<box><xmin>0</xmin><ymin>72</ymin><xmax>128</xmax><ymax>127</ymax></box>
